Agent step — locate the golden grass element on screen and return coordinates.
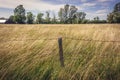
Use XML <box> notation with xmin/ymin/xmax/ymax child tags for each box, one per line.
<box><xmin>0</xmin><ymin>24</ymin><xmax>120</xmax><ymax>80</ymax></box>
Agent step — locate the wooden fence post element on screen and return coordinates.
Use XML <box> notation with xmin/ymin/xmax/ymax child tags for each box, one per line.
<box><xmin>58</xmin><ymin>37</ymin><xmax>64</xmax><ymax>67</ymax></box>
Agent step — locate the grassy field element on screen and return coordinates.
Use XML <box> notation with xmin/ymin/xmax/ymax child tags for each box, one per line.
<box><xmin>0</xmin><ymin>24</ymin><xmax>120</xmax><ymax>80</ymax></box>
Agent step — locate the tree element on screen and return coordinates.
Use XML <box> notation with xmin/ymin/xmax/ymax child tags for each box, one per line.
<box><xmin>58</xmin><ymin>4</ymin><xmax>78</xmax><ymax>23</ymax></box>
<box><xmin>14</xmin><ymin>5</ymin><xmax>26</xmax><ymax>24</ymax></box>
<box><xmin>63</xmin><ymin>4</ymin><xmax>69</xmax><ymax>23</ymax></box>
<box><xmin>68</xmin><ymin>5</ymin><xmax>78</xmax><ymax>23</ymax></box>
<box><xmin>107</xmin><ymin>12</ymin><xmax>120</xmax><ymax>23</ymax></box>
<box><xmin>94</xmin><ymin>16</ymin><xmax>99</xmax><ymax>21</ymax></box>
<box><xmin>36</xmin><ymin>13</ymin><xmax>44</xmax><ymax>24</ymax></box>
<box><xmin>58</xmin><ymin>8</ymin><xmax>64</xmax><ymax>23</ymax></box>
<box><xmin>114</xmin><ymin>2</ymin><xmax>120</xmax><ymax>12</ymax></box>
<box><xmin>107</xmin><ymin>2</ymin><xmax>120</xmax><ymax>23</ymax></box>
<box><xmin>113</xmin><ymin>12</ymin><xmax>120</xmax><ymax>23</ymax></box>
<box><xmin>69</xmin><ymin>5</ymin><xmax>78</xmax><ymax>18</ymax></box>
<box><xmin>92</xmin><ymin>16</ymin><xmax>100</xmax><ymax>23</ymax></box>
<box><xmin>58</xmin><ymin>4</ymin><xmax>87</xmax><ymax>24</ymax></box>
<box><xmin>45</xmin><ymin>11</ymin><xmax>51</xmax><ymax>24</ymax></box>
<box><xmin>5</xmin><ymin>15</ymin><xmax>15</xmax><ymax>24</ymax></box>
<box><xmin>26</xmin><ymin>12</ymin><xmax>34</xmax><ymax>24</ymax></box>
<box><xmin>51</xmin><ymin>13</ymin><xmax>57</xmax><ymax>24</ymax></box>
<box><xmin>75</xmin><ymin>12</ymin><xmax>86</xmax><ymax>23</ymax></box>
<box><xmin>107</xmin><ymin>13</ymin><xmax>114</xmax><ymax>23</ymax></box>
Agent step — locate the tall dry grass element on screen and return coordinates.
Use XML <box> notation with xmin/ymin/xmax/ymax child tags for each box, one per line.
<box><xmin>0</xmin><ymin>24</ymin><xmax>120</xmax><ymax>80</ymax></box>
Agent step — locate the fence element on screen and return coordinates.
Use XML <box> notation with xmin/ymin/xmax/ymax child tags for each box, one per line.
<box><xmin>0</xmin><ymin>37</ymin><xmax>120</xmax><ymax>67</ymax></box>
<box><xmin>1</xmin><ymin>37</ymin><xmax>120</xmax><ymax>42</ymax></box>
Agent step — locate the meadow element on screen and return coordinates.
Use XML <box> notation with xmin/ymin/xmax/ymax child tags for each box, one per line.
<box><xmin>0</xmin><ymin>24</ymin><xmax>120</xmax><ymax>80</ymax></box>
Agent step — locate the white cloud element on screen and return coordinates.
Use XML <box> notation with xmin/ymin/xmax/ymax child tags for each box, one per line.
<box><xmin>76</xmin><ymin>2</ymin><xmax>97</xmax><ymax>11</ymax></box>
<box><xmin>82</xmin><ymin>3</ymin><xmax>96</xmax><ymax>7</ymax></box>
<box><xmin>81</xmin><ymin>0</ymin><xmax>87</xmax><ymax>2</ymax></box>
<box><xmin>0</xmin><ymin>9</ymin><xmax>13</xmax><ymax>18</ymax></box>
<box><xmin>86</xmin><ymin>13</ymin><xmax>106</xmax><ymax>20</ymax></box>
<box><xmin>96</xmin><ymin>9</ymin><xmax>108</xmax><ymax>14</ymax></box>
<box><xmin>0</xmin><ymin>0</ymin><xmax>65</xmax><ymax>18</ymax></box>
<box><xmin>86</xmin><ymin>9</ymin><xmax>108</xmax><ymax>20</ymax></box>
<box><xmin>0</xmin><ymin>0</ymin><xmax>109</xmax><ymax>19</ymax></box>
<box><xmin>0</xmin><ymin>0</ymin><xmax>64</xmax><ymax>11</ymax></box>
<box><xmin>97</xmin><ymin>0</ymin><xmax>112</xmax><ymax>2</ymax></box>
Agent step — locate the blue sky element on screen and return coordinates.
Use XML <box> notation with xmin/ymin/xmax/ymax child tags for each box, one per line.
<box><xmin>0</xmin><ymin>0</ymin><xmax>119</xmax><ymax>20</ymax></box>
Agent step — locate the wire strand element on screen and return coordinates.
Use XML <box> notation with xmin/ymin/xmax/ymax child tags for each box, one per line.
<box><xmin>0</xmin><ymin>37</ymin><xmax>120</xmax><ymax>43</ymax></box>
<box><xmin>63</xmin><ymin>37</ymin><xmax>120</xmax><ymax>43</ymax></box>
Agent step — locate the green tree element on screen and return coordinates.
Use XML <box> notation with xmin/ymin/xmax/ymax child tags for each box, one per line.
<box><xmin>58</xmin><ymin>4</ymin><xmax>82</xmax><ymax>24</ymax></box>
<box><xmin>75</xmin><ymin>12</ymin><xmax>86</xmax><ymax>23</ymax></box>
<box><xmin>26</xmin><ymin>12</ymin><xmax>34</xmax><ymax>24</ymax></box>
<box><xmin>14</xmin><ymin>5</ymin><xmax>26</xmax><ymax>24</ymax></box>
<box><xmin>114</xmin><ymin>2</ymin><xmax>120</xmax><ymax>12</ymax></box>
<box><xmin>93</xmin><ymin>16</ymin><xmax>100</xmax><ymax>23</ymax></box>
<box><xmin>107</xmin><ymin>13</ymin><xmax>114</xmax><ymax>23</ymax></box>
<box><xmin>45</xmin><ymin>11</ymin><xmax>50</xmax><ymax>24</ymax></box>
<box><xmin>68</xmin><ymin>5</ymin><xmax>78</xmax><ymax>23</ymax></box>
<box><xmin>6</xmin><ymin>15</ymin><xmax>15</xmax><ymax>24</ymax></box>
<box><xmin>63</xmin><ymin>4</ymin><xmax>69</xmax><ymax>23</ymax></box>
<box><xmin>94</xmin><ymin>16</ymin><xmax>99</xmax><ymax>21</ymax></box>
<box><xmin>51</xmin><ymin>13</ymin><xmax>57</xmax><ymax>24</ymax></box>
<box><xmin>107</xmin><ymin>12</ymin><xmax>120</xmax><ymax>23</ymax></box>
<box><xmin>107</xmin><ymin>2</ymin><xmax>120</xmax><ymax>23</ymax></box>
<box><xmin>58</xmin><ymin>8</ymin><xmax>64</xmax><ymax>23</ymax></box>
<box><xmin>113</xmin><ymin>12</ymin><xmax>120</xmax><ymax>23</ymax></box>
<box><xmin>36</xmin><ymin>13</ymin><xmax>44</xmax><ymax>24</ymax></box>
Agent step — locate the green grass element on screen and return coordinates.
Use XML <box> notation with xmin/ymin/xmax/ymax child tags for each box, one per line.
<box><xmin>0</xmin><ymin>24</ymin><xmax>120</xmax><ymax>80</ymax></box>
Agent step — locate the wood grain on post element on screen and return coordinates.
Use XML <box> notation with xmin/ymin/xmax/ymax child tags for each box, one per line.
<box><xmin>58</xmin><ymin>37</ymin><xmax>64</xmax><ymax>67</ymax></box>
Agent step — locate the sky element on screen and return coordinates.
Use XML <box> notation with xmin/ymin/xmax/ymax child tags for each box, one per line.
<box><xmin>0</xmin><ymin>0</ymin><xmax>119</xmax><ymax>20</ymax></box>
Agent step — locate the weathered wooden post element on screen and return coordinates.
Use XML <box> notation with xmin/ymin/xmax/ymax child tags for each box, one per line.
<box><xmin>58</xmin><ymin>37</ymin><xmax>64</xmax><ymax>67</ymax></box>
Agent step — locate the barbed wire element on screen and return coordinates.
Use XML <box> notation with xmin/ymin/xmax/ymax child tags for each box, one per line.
<box><xmin>0</xmin><ymin>38</ymin><xmax>58</xmax><ymax>42</ymax></box>
<box><xmin>65</xmin><ymin>55</ymin><xmax>120</xmax><ymax>60</ymax></box>
<box><xmin>0</xmin><ymin>37</ymin><xmax>120</xmax><ymax>43</ymax></box>
<box><xmin>63</xmin><ymin>37</ymin><xmax>120</xmax><ymax>43</ymax></box>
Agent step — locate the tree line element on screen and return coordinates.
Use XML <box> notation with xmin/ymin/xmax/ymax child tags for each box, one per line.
<box><xmin>107</xmin><ymin>2</ymin><xmax>120</xmax><ymax>23</ymax></box>
<box><xmin>5</xmin><ymin>3</ymin><xmax>120</xmax><ymax>24</ymax></box>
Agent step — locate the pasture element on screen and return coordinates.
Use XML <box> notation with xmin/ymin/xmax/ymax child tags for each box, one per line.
<box><xmin>0</xmin><ymin>24</ymin><xmax>120</xmax><ymax>80</ymax></box>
